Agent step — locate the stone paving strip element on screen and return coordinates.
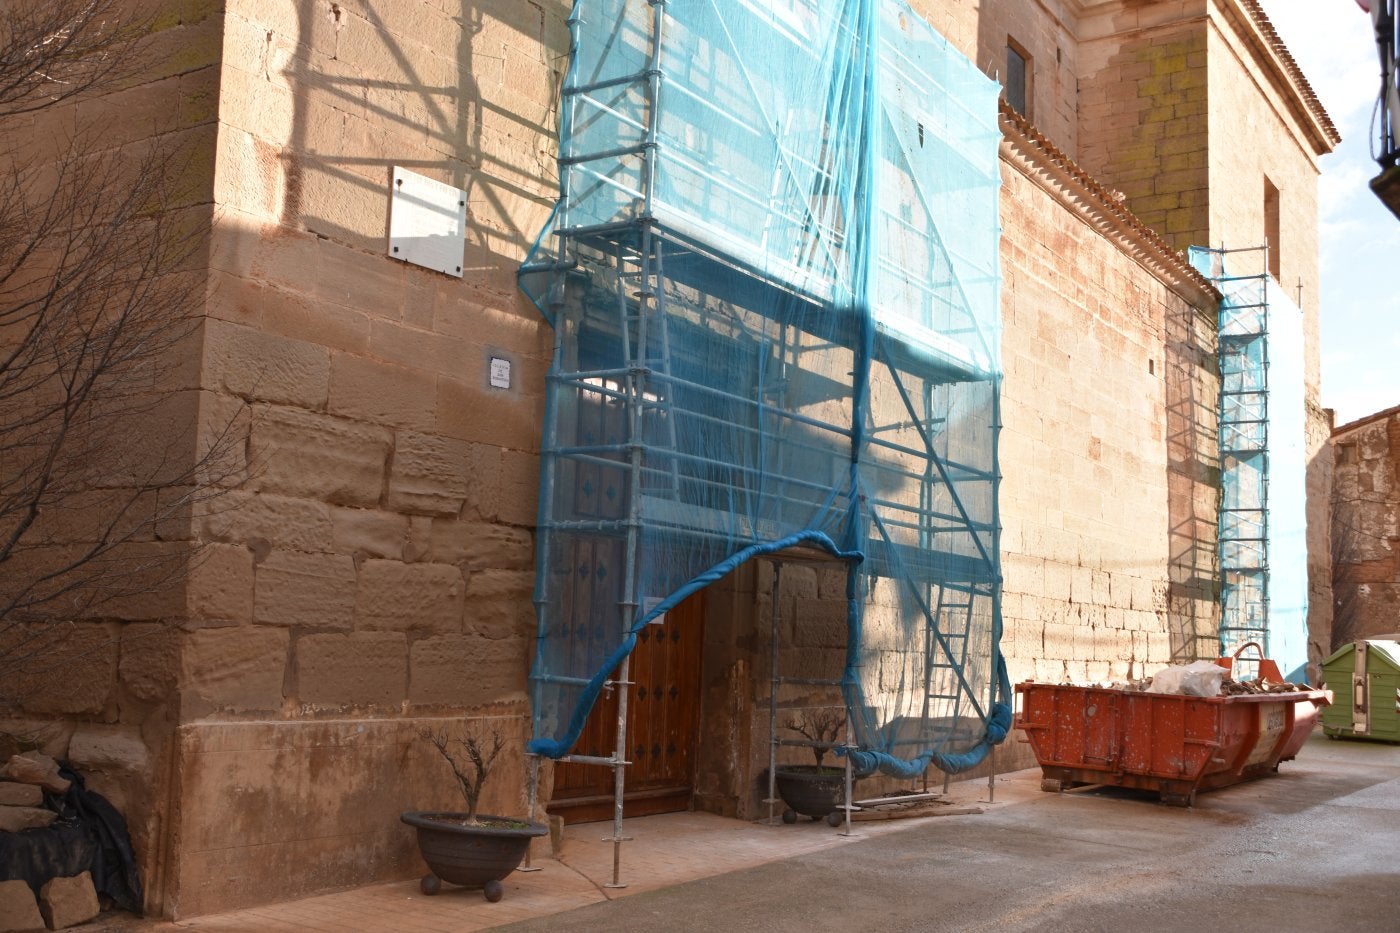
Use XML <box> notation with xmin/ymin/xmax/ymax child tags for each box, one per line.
<box><xmin>138</xmin><ymin>776</ymin><xmax>1013</xmax><ymax>932</ymax></box>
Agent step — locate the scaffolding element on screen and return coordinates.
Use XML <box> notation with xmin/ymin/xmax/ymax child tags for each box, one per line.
<box><xmin>1189</xmin><ymin>245</ymin><xmax>1309</xmax><ymax>680</ymax></box>
<box><xmin>519</xmin><ymin>0</ymin><xmax>1006</xmax><ymax>882</ymax></box>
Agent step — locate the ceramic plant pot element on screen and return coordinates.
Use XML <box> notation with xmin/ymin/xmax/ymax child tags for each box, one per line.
<box><xmin>400</xmin><ymin>811</ymin><xmax>548</xmax><ymax>901</ymax></box>
<box><xmin>773</xmin><ymin>766</ymin><xmax>855</xmax><ymax>825</ymax></box>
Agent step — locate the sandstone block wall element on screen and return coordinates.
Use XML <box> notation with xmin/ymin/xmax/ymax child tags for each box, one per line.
<box><xmin>161</xmin><ymin>0</ymin><xmax>568</xmax><ymax>917</ymax></box>
<box><xmin>1202</xmin><ymin>4</ymin><xmax>1334</xmax><ymax>665</ymax></box>
<box><xmin>198</xmin><ymin>0</ymin><xmax>565</xmax><ymax>714</ymax></box>
<box><xmin>1205</xmin><ymin>6</ymin><xmax>1324</xmax><ymax>291</ymax></box>
<box><xmin>0</xmin><ymin>2</ymin><xmax>226</xmax><ymax>914</ymax></box>
<box><xmin>1332</xmin><ymin>409</ymin><xmax>1400</xmax><ymax>646</ymax></box>
<box><xmin>1072</xmin><ymin>0</ymin><xmax>1334</xmax><ymax>669</ymax></box>
<box><xmin>1078</xmin><ymin>9</ymin><xmax>1211</xmax><ymax>249</ymax></box>
<box><xmin>999</xmin><ymin>132</ymin><xmax>1219</xmax><ymax>688</ymax></box>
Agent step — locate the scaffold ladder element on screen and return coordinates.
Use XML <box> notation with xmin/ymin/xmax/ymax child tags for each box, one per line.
<box><xmin>1195</xmin><ymin>244</ymin><xmax>1273</xmax><ymax>669</ymax></box>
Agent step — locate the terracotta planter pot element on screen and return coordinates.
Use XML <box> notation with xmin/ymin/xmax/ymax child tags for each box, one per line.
<box><xmin>400</xmin><ymin>811</ymin><xmax>548</xmax><ymax>901</ymax></box>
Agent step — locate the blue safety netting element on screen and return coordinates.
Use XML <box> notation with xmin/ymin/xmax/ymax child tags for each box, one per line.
<box><xmin>1189</xmin><ymin>248</ymin><xmax>1309</xmax><ymax>681</ymax></box>
<box><xmin>519</xmin><ymin>0</ymin><xmax>1006</xmax><ymax>776</ymax></box>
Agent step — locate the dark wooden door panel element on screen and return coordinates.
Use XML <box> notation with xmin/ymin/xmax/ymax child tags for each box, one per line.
<box><xmin>549</xmin><ymin>590</ymin><xmax>705</xmax><ymax>822</ymax></box>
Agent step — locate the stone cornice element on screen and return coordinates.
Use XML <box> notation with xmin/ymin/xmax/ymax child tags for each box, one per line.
<box><xmin>1216</xmin><ymin>0</ymin><xmax>1340</xmax><ymax>154</ymax></box>
<box><xmin>998</xmin><ymin>101</ymin><xmax>1220</xmax><ymax>316</ymax></box>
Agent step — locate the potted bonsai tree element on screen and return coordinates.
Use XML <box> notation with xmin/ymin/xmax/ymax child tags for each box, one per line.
<box><xmin>400</xmin><ymin>725</ymin><xmax>547</xmax><ymax>902</ymax></box>
<box><xmin>774</xmin><ymin>708</ymin><xmax>858</xmax><ymax>826</ymax></box>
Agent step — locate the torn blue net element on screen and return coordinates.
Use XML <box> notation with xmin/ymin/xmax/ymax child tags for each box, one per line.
<box><xmin>519</xmin><ymin>0</ymin><xmax>1006</xmax><ymax>776</ymax></box>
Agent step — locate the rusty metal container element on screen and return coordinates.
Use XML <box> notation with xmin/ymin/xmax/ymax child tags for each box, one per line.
<box><xmin>1014</xmin><ymin>652</ymin><xmax>1328</xmax><ymax>806</ymax></box>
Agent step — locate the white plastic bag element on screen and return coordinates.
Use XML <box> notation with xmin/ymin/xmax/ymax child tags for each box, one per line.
<box><xmin>1145</xmin><ymin>660</ymin><xmax>1225</xmax><ymax>697</ymax></box>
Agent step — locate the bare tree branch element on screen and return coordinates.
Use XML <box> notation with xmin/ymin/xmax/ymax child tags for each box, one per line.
<box><xmin>0</xmin><ymin>0</ymin><xmax>144</xmax><ymax>118</ymax></box>
<box><xmin>419</xmin><ymin>726</ymin><xmax>506</xmax><ymax>825</ymax></box>
<box><xmin>786</xmin><ymin>708</ymin><xmax>844</xmax><ymax>770</ymax></box>
<box><xmin>0</xmin><ymin>0</ymin><xmax>248</xmax><ymax>697</ymax></box>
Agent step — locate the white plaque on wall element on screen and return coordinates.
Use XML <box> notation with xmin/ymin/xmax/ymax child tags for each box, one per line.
<box><xmin>388</xmin><ymin>167</ymin><xmax>466</xmax><ymax>277</ymax></box>
<box><xmin>489</xmin><ymin>356</ymin><xmax>511</xmax><ymax>389</ymax></box>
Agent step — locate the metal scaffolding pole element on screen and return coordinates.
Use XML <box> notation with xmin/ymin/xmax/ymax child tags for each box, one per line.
<box><xmin>1195</xmin><ymin>243</ymin><xmax>1272</xmax><ymax>671</ymax></box>
<box><xmin>522</xmin><ymin>0</ymin><xmax>1006</xmax><ymax>825</ymax></box>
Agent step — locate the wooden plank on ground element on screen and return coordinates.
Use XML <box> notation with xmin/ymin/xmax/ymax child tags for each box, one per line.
<box><xmin>850</xmin><ymin>803</ymin><xmax>984</xmax><ymax>821</ymax></box>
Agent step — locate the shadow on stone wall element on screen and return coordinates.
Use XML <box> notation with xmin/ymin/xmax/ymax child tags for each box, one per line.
<box><xmin>278</xmin><ymin>0</ymin><xmax>565</xmax><ymax>261</ymax></box>
<box><xmin>1165</xmin><ymin>299</ymin><xmax>1221</xmax><ymax>664</ymax></box>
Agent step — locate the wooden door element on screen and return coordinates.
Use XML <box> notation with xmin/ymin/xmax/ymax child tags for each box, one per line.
<box><xmin>548</xmin><ymin>590</ymin><xmax>706</xmax><ymax>822</ymax></box>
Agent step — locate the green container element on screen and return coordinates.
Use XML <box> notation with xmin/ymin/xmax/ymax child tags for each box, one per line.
<box><xmin>1320</xmin><ymin>639</ymin><xmax>1400</xmax><ymax>742</ymax></box>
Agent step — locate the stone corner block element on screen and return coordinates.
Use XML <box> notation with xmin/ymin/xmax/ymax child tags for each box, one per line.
<box><xmin>38</xmin><ymin>872</ymin><xmax>100</xmax><ymax>931</ymax></box>
<box><xmin>0</xmin><ymin>752</ymin><xmax>70</xmax><ymax>795</ymax></box>
<box><xmin>182</xmin><ymin>626</ymin><xmax>289</xmax><ymax>715</ymax></box>
<box><xmin>0</xmin><ymin>806</ymin><xmax>58</xmax><ymax>833</ymax></box>
<box><xmin>187</xmin><ymin>542</ymin><xmax>255</xmax><ymax>626</ymax></box>
<box><xmin>0</xmin><ymin>878</ymin><xmax>44</xmax><ymax>933</ymax></box>
<box><xmin>409</xmin><ymin>633</ymin><xmax>528</xmax><ymax>708</ymax></box>
<box><xmin>67</xmin><ymin>727</ymin><xmax>153</xmax><ymax>776</ymax></box>
<box><xmin>254</xmin><ymin>550</ymin><xmax>357</xmax><ymax>630</ymax></box>
<box><xmin>386</xmin><ymin>431</ymin><xmax>472</xmax><ymax>516</ymax></box>
<box><xmin>0</xmin><ymin>783</ymin><xmax>43</xmax><ymax>807</ymax></box>
<box><xmin>355</xmin><ymin>560</ymin><xmax>465</xmax><ymax>633</ymax></box>
<box><xmin>204</xmin><ymin>318</ymin><xmax>331</xmax><ymax>409</ymax></box>
<box><xmin>3</xmin><ymin>625</ymin><xmax>118</xmax><ymax>717</ymax></box>
<box><xmin>250</xmin><ymin>406</ymin><xmax>392</xmax><ymax>508</ymax></box>
<box><xmin>294</xmin><ymin>631</ymin><xmax>408</xmax><ymax>709</ymax></box>
<box><xmin>119</xmin><ymin>622</ymin><xmax>180</xmax><ymax>703</ymax></box>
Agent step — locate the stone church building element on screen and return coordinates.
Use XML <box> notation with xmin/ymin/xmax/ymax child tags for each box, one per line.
<box><xmin>1</xmin><ymin>0</ymin><xmax>1337</xmax><ymax>919</ymax></box>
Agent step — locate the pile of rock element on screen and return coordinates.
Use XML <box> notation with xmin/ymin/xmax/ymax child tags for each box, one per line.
<box><xmin>0</xmin><ymin>875</ymin><xmax>99</xmax><ymax>933</ymax></box>
<box><xmin>0</xmin><ymin>752</ymin><xmax>67</xmax><ymax>831</ymax></box>
<box><xmin>1220</xmin><ymin>677</ymin><xmax>1307</xmax><ymax>696</ymax></box>
<box><xmin>0</xmin><ymin>751</ymin><xmax>100</xmax><ymax>931</ymax></box>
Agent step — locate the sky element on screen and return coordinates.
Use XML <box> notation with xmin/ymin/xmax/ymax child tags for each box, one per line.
<box><xmin>1260</xmin><ymin>0</ymin><xmax>1400</xmax><ymax>428</ymax></box>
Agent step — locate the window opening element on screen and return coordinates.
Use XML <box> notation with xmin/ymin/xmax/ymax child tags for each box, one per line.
<box><xmin>1264</xmin><ymin>178</ymin><xmax>1281</xmax><ymax>280</ymax></box>
<box><xmin>1005</xmin><ymin>40</ymin><xmax>1030</xmax><ymax>117</ymax></box>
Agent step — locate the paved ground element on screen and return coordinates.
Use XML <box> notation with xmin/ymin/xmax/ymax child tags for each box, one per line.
<box><xmin>494</xmin><ymin>731</ymin><xmax>1400</xmax><ymax>933</ymax></box>
<box><xmin>142</xmin><ymin>730</ymin><xmax>1399</xmax><ymax>933</ymax></box>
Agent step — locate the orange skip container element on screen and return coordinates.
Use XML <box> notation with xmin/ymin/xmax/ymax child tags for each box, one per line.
<box><xmin>1014</xmin><ymin>648</ymin><xmax>1329</xmax><ymax>806</ymax></box>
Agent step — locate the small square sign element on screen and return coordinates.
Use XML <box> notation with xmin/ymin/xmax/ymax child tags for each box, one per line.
<box><xmin>489</xmin><ymin>357</ymin><xmax>511</xmax><ymax>389</ymax></box>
